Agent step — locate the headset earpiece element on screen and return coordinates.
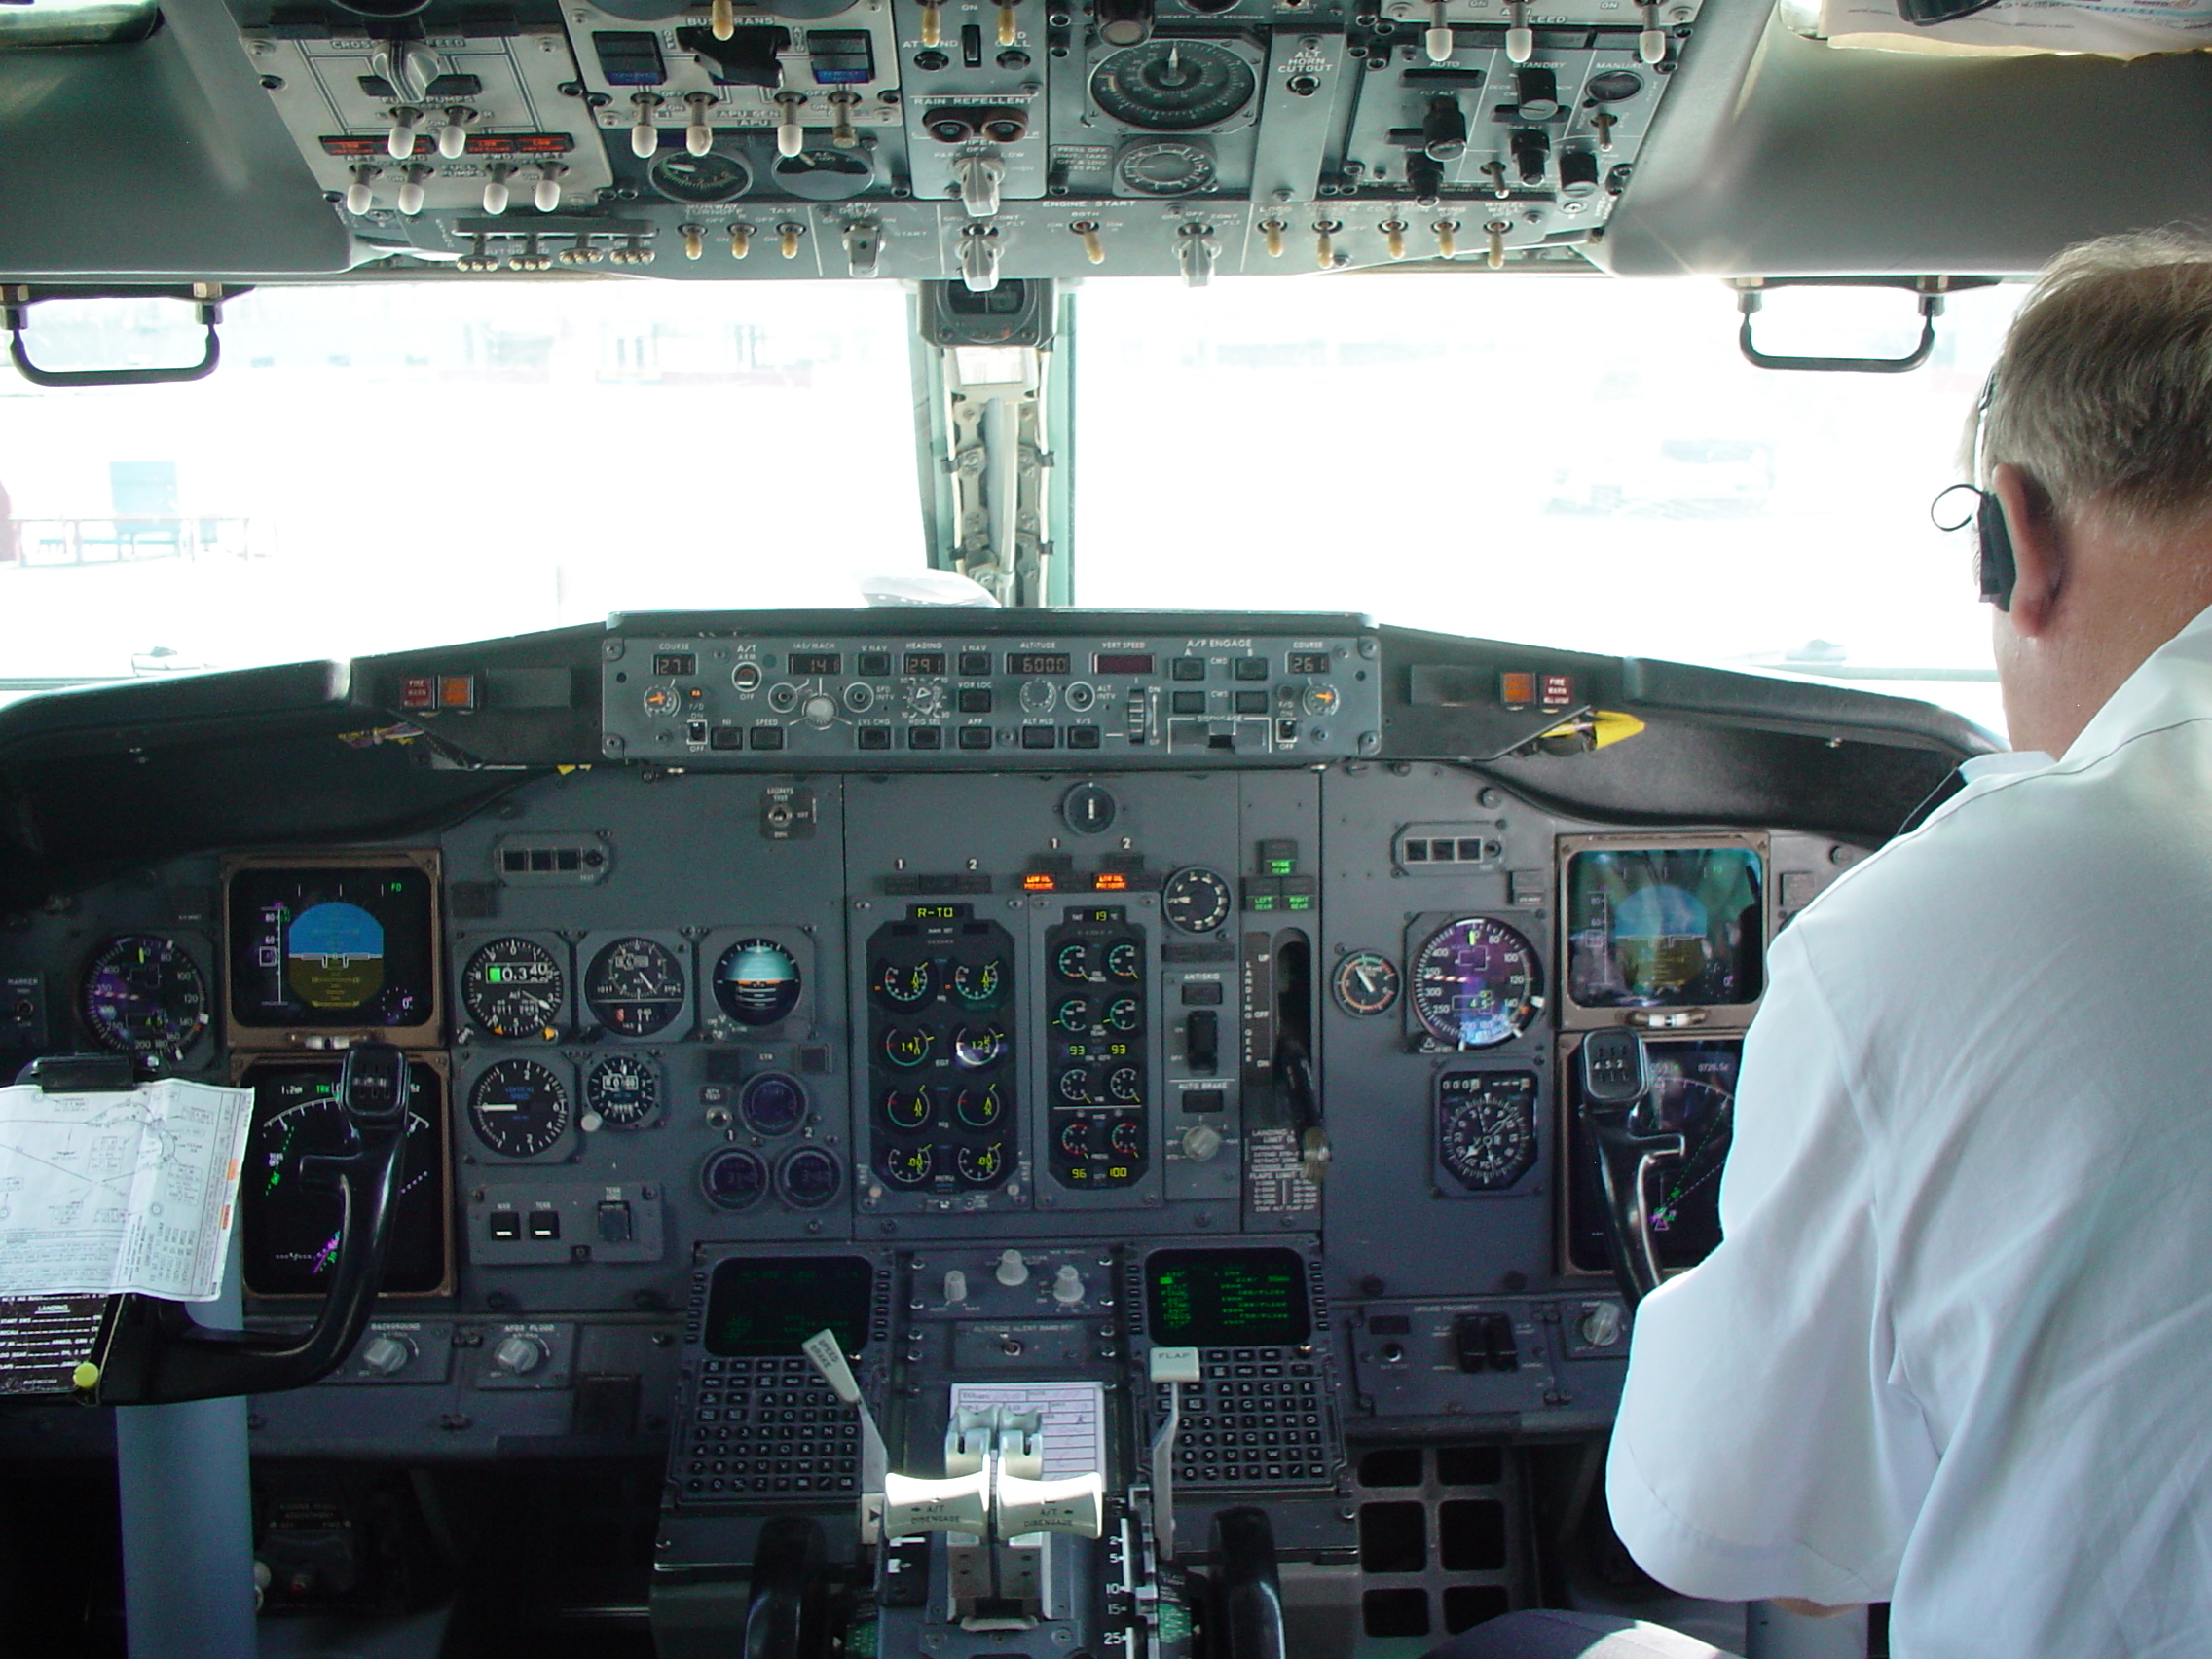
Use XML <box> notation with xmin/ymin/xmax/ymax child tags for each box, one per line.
<box><xmin>1975</xmin><ymin>486</ymin><xmax>2015</xmax><ymax>611</ymax></box>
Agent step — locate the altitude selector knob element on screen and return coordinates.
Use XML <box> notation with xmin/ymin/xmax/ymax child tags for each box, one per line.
<box><xmin>493</xmin><ymin>1334</ymin><xmax>547</xmax><ymax>1375</ymax></box>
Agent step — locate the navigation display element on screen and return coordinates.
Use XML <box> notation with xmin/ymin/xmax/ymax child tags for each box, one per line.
<box><xmin>703</xmin><ymin>1255</ymin><xmax>873</xmax><ymax>1357</ymax></box>
<box><xmin>240</xmin><ymin>1060</ymin><xmax>451</xmax><ymax>1297</ymax></box>
<box><xmin>227</xmin><ymin>860</ymin><xmax>438</xmax><ymax>1032</ymax></box>
<box><xmin>1146</xmin><ymin>1247</ymin><xmax>1309</xmax><ymax>1347</ymax></box>
<box><xmin>1567</xmin><ymin>846</ymin><xmax>1763</xmax><ymax>1010</ymax></box>
<box><xmin>1567</xmin><ymin>1038</ymin><xmax>1739</xmax><ymax>1276</ymax></box>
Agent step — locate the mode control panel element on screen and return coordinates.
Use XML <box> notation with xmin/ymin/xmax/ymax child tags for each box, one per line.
<box><xmin>599</xmin><ymin>613</ymin><xmax>1382</xmax><ymax>766</ymax></box>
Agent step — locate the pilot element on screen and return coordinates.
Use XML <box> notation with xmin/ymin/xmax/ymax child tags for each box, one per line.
<box><xmin>1434</xmin><ymin>230</ymin><xmax>2212</xmax><ymax>1657</ymax></box>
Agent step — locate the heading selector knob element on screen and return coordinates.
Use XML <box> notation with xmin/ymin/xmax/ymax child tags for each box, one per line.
<box><xmin>1052</xmin><ymin>1264</ymin><xmax>1087</xmax><ymax>1305</ymax></box>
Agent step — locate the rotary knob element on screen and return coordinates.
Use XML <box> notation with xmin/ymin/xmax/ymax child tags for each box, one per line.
<box><xmin>1052</xmin><ymin>1264</ymin><xmax>1087</xmax><ymax>1305</ymax></box>
<box><xmin>1020</xmin><ymin>679</ymin><xmax>1056</xmax><ymax>714</ymax></box>
<box><xmin>995</xmin><ymin>1247</ymin><xmax>1030</xmax><ymax>1287</ymax></box>
<box><xmin>802</xmin><ymin>693</ymin><xmax>838</xmax><ymax>728</ymax></box>
<box><xmin>1180</xmin><ymin>1123</ymin><xmax>1224</xmax><ymax>1162</ymax></box>
<box><xmin>1578</xmin><ymin>1302</ymin><xmax>1625</xmax><ymax>1348</ymax></box>
<box><xmin>492</xmin><ymin>1334</ymin><xmax>547</xmax><ymax>1375</ymax></box>
<box><xmin>359</xmin><ymin>1334</ymin><xmax>415</xmax><ymax>1376</ymax></box>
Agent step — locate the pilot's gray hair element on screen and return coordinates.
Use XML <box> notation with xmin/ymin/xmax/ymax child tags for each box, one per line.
<box><xmin>1983</xmin><ymin>229</ymin><xmax>2212</xmax><ymax>526</ymax></box>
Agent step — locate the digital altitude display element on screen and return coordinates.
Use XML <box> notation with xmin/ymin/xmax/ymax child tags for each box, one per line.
<box><xmin>1093</xmin><ymin>652</ymin><xmax>1155</xmax><ymax>676</ymax></box>
<box><xmin>1567</xmin><ymin>847</ymin><xmax>1764</xmax><ymax>1011</ymax></box>
<box><xmin>227</xmin><ymin>863</ymin><xmax>436</xmax><ymax>1030</ymax></box>
<box><xmin>1146</xmin><ymin>1247</ymin><xmax>1310</xmax><ymax>1347</ymax></box>
<box><xmin>703</xmin><ymin>1255</ymin><xmax>873</xmax><ymax>1358</ymax></box>
<box><xmin>1567</xmin><ymin>1039</ymin><xmax>1739</xmax><ymax>1275</ymax></box>
<box><xmin>240</xmin><ymin>1061</ymin><xmax>449</xmax><ymax>1297</ymax></box>
<box><xmin>1008</xmin><ymin>652</ymin><xmax>1072</xmax><ymax>676</ymax></box>
<box><xmin>788</xmin><ymin>650</ymin><xmax>842</xmax><ymax>677</ymax></box>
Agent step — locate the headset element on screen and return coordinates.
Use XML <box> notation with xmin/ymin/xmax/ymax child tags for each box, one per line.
<box><xmin>1933</xmin><ymin>369</ymin><xmax>2017</xmax><ymax>611</ymax></box>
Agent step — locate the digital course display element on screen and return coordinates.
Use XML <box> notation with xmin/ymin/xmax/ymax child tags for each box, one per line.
<box><xmin>1567</xmin><ymin>1038</ymin><xmax>1739</xmax><ymax>1276</ymax></box>
<box><xmin>703</xmin><ymin>1255</ymin><xmax>873</xmax><ymax>1358</ymax></box>
<box><xmin>229</xmin><ymin>864</ymin><xmax>437</xmax><ymax>1029</ymax></box>
<box><xmin>240</xmin><ymin>1061</ymin><xmax>450</xmax><ymax>1297</ymax></box>
<box><xmin>1146</xmin><ymin>1247</ymin><xmax>1310</xmax><ymax>1347</ymax></box>
<box><xmin>1567</xmin><ymin>847</ymin><xmax>1763</xmax><ymax>1010</ymax></box>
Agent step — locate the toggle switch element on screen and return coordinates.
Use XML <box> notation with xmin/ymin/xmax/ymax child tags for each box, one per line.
<box><xmin>728</xmin><ymin>222</ymin><xmax>754</xmax><ymax>259</ymax></box>
<box><xmin>534</xmin><ymin>163</ymin><xmax>566</xmax><ymax>212</ymax></box>
<box><xmin>1638</xmin><ymin>1</ymin><xmax>1667</xmax><ymax>62</ymax></box>
<box><xmin>386</xmin><ymin>106</ymin><xmax>422</xmax><ymax>160</ymax></box>
<box><xmin>1425</xmin><ymin>0</ymin><xmax>1453</xmax><ymax>61</ymax></box>
<box><xmin>774</xmin><ymin>90</ymin><xmax>808</xmax><ymax>158</ymax></box>
<box><xmin>344</xmin><ymin>165</ymin><xmax>377</xmax><ymax>216</ymax></box>
<box><xmin>631</xmin><ymin>92</ymin><xmax>663</xmax><ymax>159</ymax></box>
<box><xmin>712</xmin><ymin>0</ymin><xmax>734</xmax><ymax>37</ymax></box>
<box><xmin>395</xmin><ymin>165</ymin><xmax>429</xmax><ymax>216</ymax></box>
<box><xmin>921</xmin><ymin>0</ymin><xmax>942</xmax><ymax>46</ymax></box>
<box><xmin>1485</xmin><ymin>217</ymin><xmax>1509</xmax><ymax>269</ymax></box>
<box><xmin>1505</xmin><ymin>0</ymin><xmax>1532</xmax><ymax>61</ymax></box>
<box><xmin>1434</xmin><ymin>218</ymin><xmax>1459</xmax><ymax>258</ymax></box>
<box><xmin>1593</xmin><ymin>108</ymin><xmax>1618</xmax><ymax>152</ymax></box>
<box><xmin>436</xmin><ymin>105</ymin><xmax>474</xmax><ymax>159</ymax></box>
<box><xmin>1454</xmin><ymin>1310</ymin><xmax>1518</xmax><ymax>1373</ymax></box>
<box><xmin>998</xmin><ymin>0</ymin><xmax>1016</xmax><ymax>43</ymax></box>
<box><xmin>1313</xmin><ymin>219</ymin><xmax>1341</xmax><ymax>269</ymax></box>
<box><xmin>1259</xmin><ymin>218</ymin><xmax>1285</xmax><ymax>258</ymax></box>
<box><xmin>778</xmin><ymin>220</ymin><xmax>806</xmax><ymax>259</ymax></box>
<box><xmin>829</xmin><ymin>89</ymin><xmax>861</xmax><ymax>148</ymax></box>
<box><xmin>681</xmin><ymin>223</ymin><xmax>705</xmax><ymax>259</ymax></box>
<box><xmin>684</xmin><ymin>91</ymin><xmax>715</xmax><ymax>156</ymax></box>
<box><xmin>1071</xmin><ymin>219</ymin><xmax>1105</xmax><ymax>263</ymax></box>
<box><xmin>481</xmin><ymin>164</ymin><xmax>511</xmax><ymax>215</ymax></box>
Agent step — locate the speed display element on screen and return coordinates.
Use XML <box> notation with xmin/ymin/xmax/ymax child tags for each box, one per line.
<box><xmin>1410</xmin><ymin>917</ymin><xmax>1542</xmax><ymax>1048</ymax></box>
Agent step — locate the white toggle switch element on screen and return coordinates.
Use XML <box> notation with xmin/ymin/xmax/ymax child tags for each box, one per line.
<box><xmin>387</xmin><ymin>107</ymin><xmax>421</xmax><ymax>160</ymax></box>
<box><xmin>481</xmin><ymin>166</ymin><xmax>510</xmax><ymax>216</ymax></box>
<box><xmin>995</xmin><ymin>1248</ymin><xmax>1029</xmax><ymax>1287</ymax></box>
<box><xmin>996</xmin><ymin>1470</ymin><xmax>1106</xmax><ymax>1539</ymax></box>
<box><xmin>711</xmin><ymin>0</ymin><xmax>734</xmax><ymax>37</ymax></box>
<box><xmin>534</xmin><ymin>166</ymin><xmax>565</xmax><ymax>212</ymax></box>
<box><xmin>685</xmin><ymin>92</ymin><xmax>715</xmax><ymax>157</ymax></box>
<box><xmin>883</xmin><ymin>1469</ymin><xmax>992</xmax><ymax>1538</ymax></box>
<box><xmin>942</xmin><ymin>1269</ymin><xmax>969</xmax><ymax>1306</ymax></box>
<box><xmin>1425</xmin><ymin>0</ymin><xmax>1453</xmax><ymax>61</ymax></box>
<box><xmin>395</xmin><ymin>168</ymin><xmax>427</xmax><ymax>216</ymax></box>
<box><xmin>1639</xmin><ymin>1</ymin><xmax>1666</xmax><ymax>61</ymax></box>
<box><xmin>1505</xmin><ymin>0</ymin><xmax>1532</xmax><ymax>61</ymax></box>
<box><xmin>437</xmin><ymin>107</ymin><xmax>471</xmax><ymax>159</ymax></box>
<box><xmin>1051</xmin><ymin>1264</ymin><xmax>1086</xmax><ymax>1305</ymax></box>
<box><xmin>345</xmin><ymin>166</ymin><xmax>375</xmax><ymax>216</ymax></box>
<box><xmin>631</xmin><ymin>93</ymin><xmax>662</xmax><ymax>160</ymax></box>
<box><xmin>775</xmin><ymin>92</ymin><xmax>807</xmax><ymax>159</ymax></box>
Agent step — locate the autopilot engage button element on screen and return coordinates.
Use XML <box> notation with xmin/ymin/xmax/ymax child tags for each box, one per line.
<box><xmin>750</xmin><ymin>725</ymin><xmax>786</xmax><ymax>751</ymax></box>
<box><xmin>957</xmin><ymin>726</ymin><xmax>994</xmax><ymax>751</ymax></box>
<box><xmin>1019</xmin><ymin>726</ymin><xmax>1058</xmax><ymax>750</ymax></box>
<box><xmin>1170</xmin><ymin>656</ymin><xmax>1206</xmax><ymax>681</ymax></box>
<box><xmin>1233</xmin><ymin>656</ymin><xmax>1270</xmax><ymax>681</ymax></box>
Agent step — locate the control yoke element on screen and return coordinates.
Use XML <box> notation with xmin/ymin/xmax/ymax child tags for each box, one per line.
<box><xmin>1574</xmin><ymin>1029</ymin><xmax>1684</xmax><ymax>1309</ymax></box>
<box><xmin>20</xmin><ymin>1043</ymin><xmax>413</xmax><ymax>1406</ymax></box>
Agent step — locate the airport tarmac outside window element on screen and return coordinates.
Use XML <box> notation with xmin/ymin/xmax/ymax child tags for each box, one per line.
<box><xmin>1074</xmin><ymin>275</ymin><xmax>2028</xmax><ymax>736</ymax></box>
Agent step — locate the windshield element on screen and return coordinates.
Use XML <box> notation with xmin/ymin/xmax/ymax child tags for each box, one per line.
<box><xmin>0</xmin><ymin>274</ymin><xmax>2021</xmax><ymax>734</ymax></box>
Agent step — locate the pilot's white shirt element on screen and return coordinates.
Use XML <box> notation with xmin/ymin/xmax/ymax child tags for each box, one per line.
<box><xmin>1606</xmin><ymin>604</ymin><xmax>2212</xmax><ymax>1658</ymax></box>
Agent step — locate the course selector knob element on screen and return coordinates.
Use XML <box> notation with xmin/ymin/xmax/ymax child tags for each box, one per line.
<box><xmin>996</xmin><ymin>1248</ymin><xmax>1030</xmax><ymax>1287</ymax></box>
<box><xmin>493</xmin><ymin>1334</ymin><xmax>547</xmax><ymax>1375</ymax></box>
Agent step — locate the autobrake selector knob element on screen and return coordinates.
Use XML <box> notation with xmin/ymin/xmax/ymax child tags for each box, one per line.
<box><xmin>1579</xmin><ymin>1302</ymin><xmax>1625</xmax><ymax>1348</ymax></box>
<box><xmin>493</xmin><ymin>1334</ymin><xmax>547</xmax><ymax>1375</ymax></box>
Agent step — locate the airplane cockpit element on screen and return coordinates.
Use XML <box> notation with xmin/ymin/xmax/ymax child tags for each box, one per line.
<box><xmin>0</xmin><ymin>0</ymin><xmax>2189</xmax><ymax>1650</ymax></box>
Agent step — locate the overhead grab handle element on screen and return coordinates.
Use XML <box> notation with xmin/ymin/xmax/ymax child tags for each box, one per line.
<box><xmin>3</xmin><ymin>282</ymin><xmax>239</xmax><ymax>387</ymax></box>
<box><xmin>1732</xmin><ymin>275</ymin><xmax>1998</xmax><ymax>375</ymax></box>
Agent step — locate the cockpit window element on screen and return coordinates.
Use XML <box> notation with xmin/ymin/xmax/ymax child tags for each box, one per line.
<box><xmin>1073</xmin><ymin>275</ymin><xmax>2027</xmax><ymax>735</ymax></box>
<box><xmin>0</xmin><ymin>280</ymin><xmax>924</xmax><ymax>695</ymax></box>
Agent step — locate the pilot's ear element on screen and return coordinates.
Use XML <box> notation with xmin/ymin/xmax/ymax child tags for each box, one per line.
<box><xmin>1991</xmin><ymin>462</ymin><xmax>2063</xmax><ymax>635</ymax></box>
